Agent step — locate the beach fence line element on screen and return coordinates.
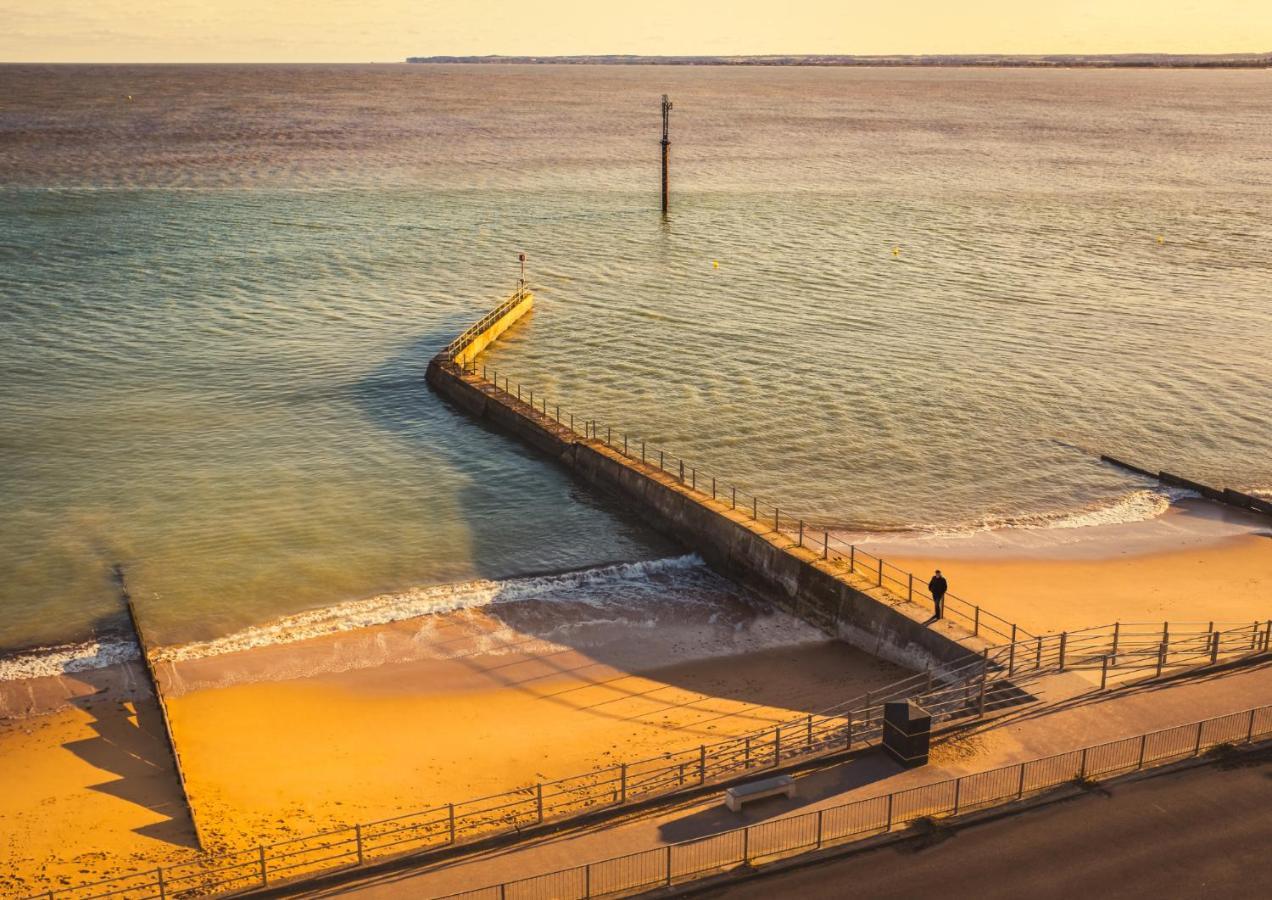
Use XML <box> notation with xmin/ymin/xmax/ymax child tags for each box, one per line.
<box><xmin>453</xmin><ymin>355</ymin><xmax>1026</xmax><ymax>647</ymax></box>
<box><xmin>32</xmin><ymin>618</ymin><xmax>1270</xmax><ymax>900</ymax></box>
<box><xmin>436</xmin><ymin>703</ymin><xmax>1272</xmax><ymax>900</ymax></box>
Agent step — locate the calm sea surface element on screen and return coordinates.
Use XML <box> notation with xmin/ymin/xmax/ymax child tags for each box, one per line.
<box><xmin>2</xmin><ymin>64</ymin><xmax>1270</xmax><ymax>654</ymax></box>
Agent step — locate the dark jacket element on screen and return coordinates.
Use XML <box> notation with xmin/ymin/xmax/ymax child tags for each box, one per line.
<box><xmin>928</xmin><ymin>575</ymin><xmax>948</xmax><ymax>597</ymax></box>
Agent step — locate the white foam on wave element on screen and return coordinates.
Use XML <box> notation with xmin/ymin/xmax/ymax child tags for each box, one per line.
<box><xmin>154</xmin><ymin>555</ymin><xmax>708</xmax><ymax>664</ymax></box>
<box><xmin>911</xmin><ymin>487</ymin><xmax>1196</xmax><ymax>539</ymax></box>
<box><xmin>0</xmin><ymin>637</ymin><xmax>139</xmax><ymax>682</ymax></box>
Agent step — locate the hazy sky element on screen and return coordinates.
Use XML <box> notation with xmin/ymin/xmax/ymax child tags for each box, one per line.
<box><xmin>2</xmin><ymin>1</ymin><xmax>1270</xmax><ymax>63</ymax></box>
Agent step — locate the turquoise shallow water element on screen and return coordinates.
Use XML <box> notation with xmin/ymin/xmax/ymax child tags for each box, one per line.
<box><xmin>1</xmin><ymin>64</ymin><xmax>1270</xmax><ymax>654</ymax></box>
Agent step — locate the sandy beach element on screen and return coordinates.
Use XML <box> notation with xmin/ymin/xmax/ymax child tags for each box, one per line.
<box><xmin>853</xmin><ymin>501</ymin><xmax>1272</xmax><ymax>634</ymax></box>
<box><xmin>3</xmin><ymin>500</ymin><xmax>1269</xmax><ymax>893</ymax></box>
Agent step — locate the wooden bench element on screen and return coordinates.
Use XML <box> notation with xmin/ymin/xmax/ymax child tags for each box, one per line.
<box><xmin>724</xmin><ymin>774</ymin><xmax>796</xmax><ymax>812</ymax></box>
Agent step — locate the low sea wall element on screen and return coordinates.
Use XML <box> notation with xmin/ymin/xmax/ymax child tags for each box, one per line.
<box><xmin>427</xmin><ymin>339</ymin><xmax>987</xmax><ymax>672</ymax></box>
<box><xmin>1101</xmin><ymin>455</ymin><xmax>1272</xmax><ymax>519</ymax></box>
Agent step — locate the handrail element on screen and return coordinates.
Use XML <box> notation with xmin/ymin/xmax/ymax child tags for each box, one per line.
<box><xmin>33</xmin><ymin>615</ymin><xmax>1269</xmax><ymax>900</ymax></box>
<box><xmin>438</xmin><ymin>702</ymin><xmax>1272</xmax><ymax>900</ymax></box>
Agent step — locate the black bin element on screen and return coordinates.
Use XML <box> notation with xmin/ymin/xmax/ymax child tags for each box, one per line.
<box><xmin>882</xmin><ymin>700</ymin><xmax>932</xmax><ymax>768</ymax></box>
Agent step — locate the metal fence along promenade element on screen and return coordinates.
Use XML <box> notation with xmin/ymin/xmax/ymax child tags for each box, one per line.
<box><xmin>437</xmin><ymin>703</ymin><xmax>1272</xmax><ymax>900</ymax></box>
<box><xmin>30</xmin><ymin>318</ymin><xmax>1270</xmax><ymax>900</ymax></box>
<box><xmin>32</xmin><ymin>616</ymin><xmax>1269</xmax><ymax>900</ymax></box>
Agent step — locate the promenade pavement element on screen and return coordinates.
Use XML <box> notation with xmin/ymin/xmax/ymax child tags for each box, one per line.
<box><xmin>303</xmin><ymin>661</ymin><xmax>1272</xmax><ymax>898</ymax></box>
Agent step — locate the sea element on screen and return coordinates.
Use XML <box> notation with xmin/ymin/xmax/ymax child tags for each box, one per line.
<box><xmin>2</xmin><ymin>64</ymin><xmax>1270</xmax><ymax>676</ymax></box>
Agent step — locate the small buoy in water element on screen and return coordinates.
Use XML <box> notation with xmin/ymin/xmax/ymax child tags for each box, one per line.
<box><xmin>1156</xmin><ymin>235</ymin><xmax>1165</xmax><ymax>244</ymax></box>
<box><xmin>892</xmin><ymin>246</ymin><xmax>902</xmax><ymax>257</ymax></box>
<box><xmin>126</xmin><ymin>95</ymin><xmax>133</xmax><ymax>102</ymax></box>
<box><xmin>712</xmin><ymin>260</ymin><xmax>719</xmax><ymax>268</ymax></box>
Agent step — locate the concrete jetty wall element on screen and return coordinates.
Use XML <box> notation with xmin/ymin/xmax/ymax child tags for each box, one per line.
<box><xmin>1101</xmin><ymin>455</ymin><xmax>1272</xmax><ymax>519</ymax></box>
<box><xmin>427</xmin><ymin>339</ymin><xmax>987</xmax><ymax>672</ymax></box>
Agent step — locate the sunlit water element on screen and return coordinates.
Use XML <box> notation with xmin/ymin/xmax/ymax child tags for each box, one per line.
<box><xmin>2</xmin><ymin>64</ymin><xmax>1270</xmax><ymax>662</ymax></box>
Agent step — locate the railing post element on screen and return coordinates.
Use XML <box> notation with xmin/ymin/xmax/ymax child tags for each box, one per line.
<box><xmin>699</xmin><ymin>745</ymin><xmax>707</xmax><ymax>784</ymax></box>
<box><xmin>849</xmin><ymin>545</ymin><xmax>855</xmax><ymax>572</ymax></box>
<box><xmin>679</xmin><ymin>460</ymin><xmax>684</xmax><ymax>483</ymax></box>
<box><xmin>973</xmin><ymin>606</ymin><xmax>981</xmax><ymax>636</ymax></box>
<box><xmin>775</xmin><ymin>507</ymin><xmax>780</xmax><ymax>531</ymax></box>
<box><xmin>1100</xmin><ymin>654</ymin><xmax>1109</xmax><ymax>690</ymax></box>
<box><xmin>1035</xmin><ymin>635</ymin><xmax>1042</xmax><ymax>669</ymax></box>
<box><xmin>355</xmin><ymin>824</ymin><xmax>364</xmax><ymax>865</ymax></box>
<box><xmin>1247</xmin><ymin>708</ymin><xmax>1257</xmax><ymax>743</ymax></box>
<box><xmin>1137</xmin><ymin>733</ymin><xmax>1148</xmax><ymax>769</ymax></box>
<box><xmin>1111</xmin><ymin>622</ymin><xmax>1120</xmax><ymax>661</ymax></box>
<box><xmin>1194</xmin><ymin>721</ymin><xmax>1204</xmax><ymax>757</ymax></box>
<box><xmin>258</xmin><ymin>846</ymin><xmax>268</xmax><ymax>887</ymax></box>
<box><xmin>806</xmin><ymin>713</ymin><xmax>813</xmax><ymax>749</ymax></box>
<box><xmin>619</xmin><ymin>763</ymin><xmax>628</xmax><ymax>803</ymax></box>
<box><xmin>536</xmin><ymin>783</ymin><xmax>544</xmax><ymax>823</ymax></box>
<box><xmin>156</xmin><ymin>868</ymin><xmax>165</xmax><ymax>900</ymax></box>
<box><xmin>556</xmin><ymin>404</ymin><xmax>560</xmax><ymax>423</ymax></box>
<box><xmin>977</xmin><ymin>654</ymin><xmax>989</xmax><ymax>716</ymax></box>
<box><xmin>712</xmin><ymin>476</ymin><xmax>716</xmax><ymax>499</ymax></box>
<box><xmin>823</xmin><ymin>531</ymin><xmax>829</xmax><ymax>560</ymax></box>
<box><xmin>448</xmin><ymin>802</ymin><xmax>456</xmax><ymax>842</ymax></box>
<box><xmin>1210</xmin><ymin>631</ymin><xmax>1220</xmax><ymax>664</ymax></box>
<box><xmin>886</xmin><ymin>792</ymin><xmax>894</xmax><ymax>829</ymax></box>
<box><xmin>1156</xmin><ymin>641</ymin><xmax>1167</xmax><ymax>678</ymax></box>
<box><xmin>742</xmin><ymin>826</ymin><xmax>749</xmax><ymax>864</ymax></box>
<box><xmin>816</xmin><ymin>809</ymin><xmax>824</xmax><ymax>848</ymax></box>
<box><xmin>660</xmin><ymin>450</ymin><xmax>664</xmax><ymax>470</ymax></box>
<box><xmin>1252</xmin><ymin>621</ymin><xmax>1261</xmax><ymax>651</ymax></box>
<box><xmin>1017</xmin><ymin>763</ymin><xmax>1026</xmax><ymax>798</ymax></box>
<box><xmin>666</xmin><ymin>844</ymin><xmax>673</xmax><ymax>885</ymax></box>
<box><xmin>1008</xmin><ymin>624</ymin><xmax>1017</xmax><ymax>675</ymax></box>
<box><xmin>585</xmin><ymin>863</ymin><xmax>592</xmax><ymax>899</ymax></box>
<box><xmin>607</xmin><ymin>425</ymin><xmax>611</xmax><ymax>446</ymax></box>
<box><xmin>798</xmin><ymin>519</ymin><xmax>804</xmax><ymax>547</ymax></box>
<box><xmin>877</xmin><ymin>558</ymin><xmax>883</xmax><ymax>586</ymax></box>
<box><xmin>752</xmin><ymin>497</ymin><xmax>758</xmax><ymax>519</ymax></box>
<box><xmin>773</xmin><ymin>727</ymin><xmax>781</xmax><ymax>766</ymax></box>
<box><xmin>953</xmin><ymin>777</ymin><xmax>961</xmax><ymax>814</ymax></box>
<box><xmin>744</xmin><ymin>734</ymin><xmax>751</xmax><ymax>768</ymax></box>
<box><xmin>908</xmin><ymin>573</ymin><xmax>913</xmax><ymax>601</ymax></box>
<box><xmin>692</xmin><ymin>468</ymin><xmax>696</xmax><ymax>490</ymax></box>
<box><xmin>1079</xmin><ymin>747</ymin><xmax>1088</xmax><ymax>778</ymax></box>
<box><xmin>1058</xmin><ymin>632</ymin><xmax>1068</xmax><ymax>671</ymax></box>
<box><xmin>624</xmin><ymin>434</ymin><xmax>628</xmax><ymax>455</ymax></box>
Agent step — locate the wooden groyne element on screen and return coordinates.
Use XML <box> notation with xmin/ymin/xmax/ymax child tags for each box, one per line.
<box><xmin>427</xmin><ymin>296</ymin><xmax>996</xmax><ymax>672</ymax></box>
<box><xmin>116</xmin><ymin>564</ymin><xmax>205</xmax><ymax>851</ymax></box>
<box><xmin>1100</xmin><ymin>455</ymin><xmax>1272</xmax><ymax>519</ymax></box>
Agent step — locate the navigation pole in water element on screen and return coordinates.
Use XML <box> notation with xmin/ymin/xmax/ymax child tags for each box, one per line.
<box><xmin>660</xmin><ymin>94</ymin><xmax>673</xmax><ymax>214</ymax></box>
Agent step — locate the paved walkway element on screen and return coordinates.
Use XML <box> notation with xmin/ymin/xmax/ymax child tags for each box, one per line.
<box><xmin>297</xmin><ymin>661</ymin><xmax>1272</xmax><ymax>898</ymax></box>
<box><xmin>692</xmin><ymin>743</ymin><xmax>1272</xmax><ymax>900</ymax></box>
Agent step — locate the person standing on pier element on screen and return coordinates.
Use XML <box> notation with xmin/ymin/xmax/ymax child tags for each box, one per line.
<box><xmin>928</xmin><ymin>570</ymin><xmax>948</xmax><ymax>620</ymax></box>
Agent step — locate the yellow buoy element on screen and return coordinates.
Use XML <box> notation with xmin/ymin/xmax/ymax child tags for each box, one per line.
<box><xmin>892</xmin><ymin>246</ymin><xmax>902</xmax><ymax>257</ymax></box>
<box><xmin>712</xmin><ymin>260</ymin><xmax>719</xmax><ymax>268</ymax></box>
<box><xmin>1156</xmin><ymin>235</ymin><xmax>1165</xmax><ymax>244</ymax></box>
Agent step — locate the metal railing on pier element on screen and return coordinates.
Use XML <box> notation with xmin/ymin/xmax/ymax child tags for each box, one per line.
<box><xmin>455</xmin><ymin>357</ymin><xmax>1023</xmax><ymax>643</ymax></box>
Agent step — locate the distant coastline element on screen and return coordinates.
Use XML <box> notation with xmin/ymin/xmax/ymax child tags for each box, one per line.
<box><xmin>407</xmin><ymin>53</ymin><xmax>1272</xmax><ymax>69</ymax></box>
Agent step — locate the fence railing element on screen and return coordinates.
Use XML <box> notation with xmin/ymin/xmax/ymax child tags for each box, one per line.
<box><xmin>30</xmin><ymin>313</ymin><xmax>1271</xmax><ymax>900</ymax></box>
<box><xmin>442</xmin><ymin>288</ymin><xmax>532</xmax><ymax>361</ymax></box>
<box><xmin>33</xmin><ymin>614</ymin><xmax>1269</xmax><ymax>900</ymax></box>
<box><xmin>438</xmin><ymin>703</ymin><xmax>1272</xmax><ymax>900</ymax></box>
<box><xmin>453</xmin><ymin>356</ymin><xmax>1026</xmax><ymax>644</ymax></box>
